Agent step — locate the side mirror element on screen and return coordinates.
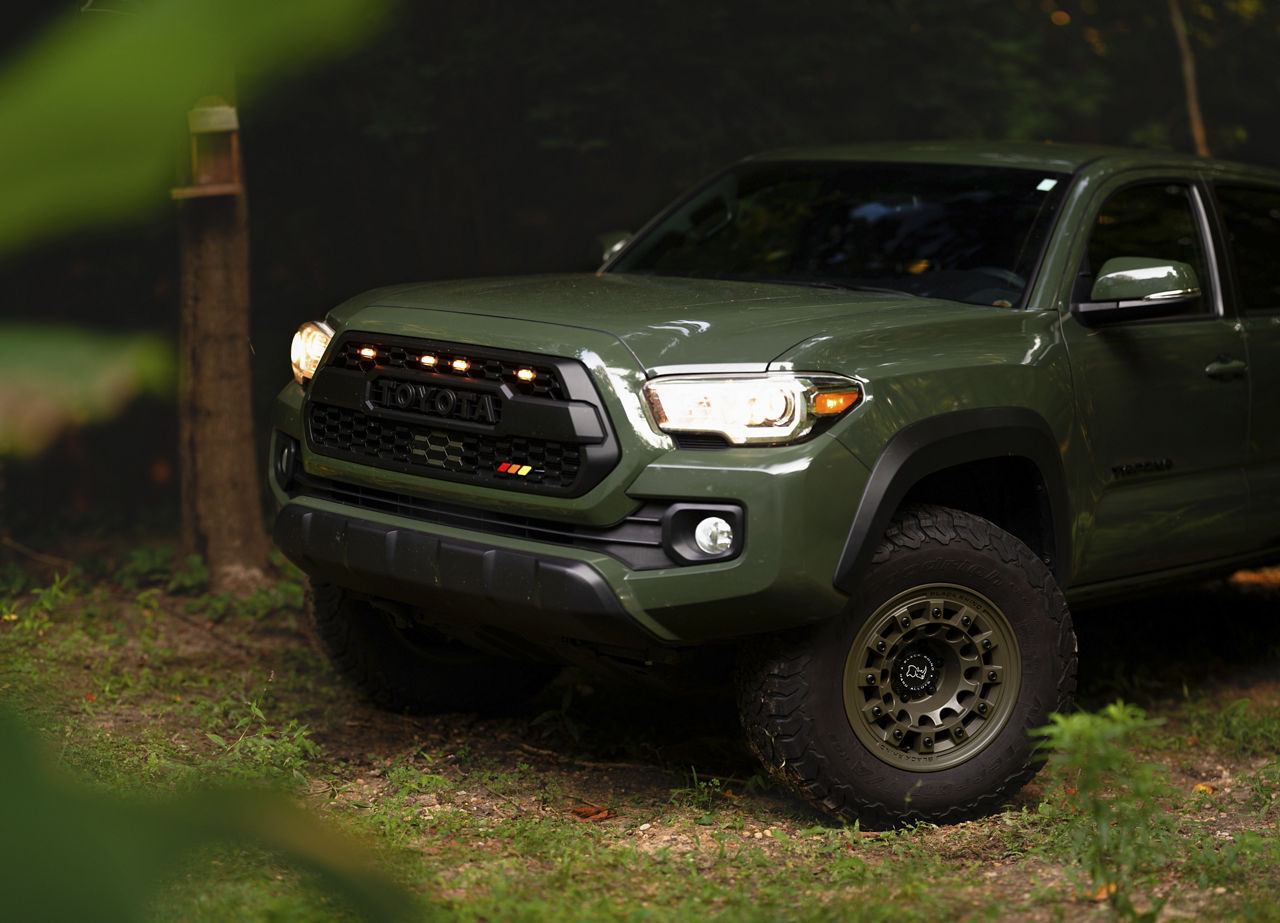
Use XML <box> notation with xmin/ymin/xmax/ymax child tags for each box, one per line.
<box><xmin>1072</xmin><ymin>257</ymin><xmax>1201</xmax><ymax>326</ymax></box>
<box><xmin>597</xmin><ymin>231</ymin><xmax>632</xmax><ymax>265</ymax></box>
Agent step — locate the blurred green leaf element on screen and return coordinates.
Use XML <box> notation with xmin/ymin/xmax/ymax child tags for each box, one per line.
<box><xmin>0</xmin><ymin>324</ymin><xmax>175</xmax><ymax>457</ymax></box>
<box><xmin>0</xmin><ymin>709</ymin><xmax>416</xmax><ymax>923</ymax></box>
<box><xmin>0</xmin><ymin>0</ymin><xmax>388</xmax><ymax>254</ymax></box>
<box><xmin>0</xmin><ymin>0</ymin><xmax>391</xmax><ymax>456</ymax></box>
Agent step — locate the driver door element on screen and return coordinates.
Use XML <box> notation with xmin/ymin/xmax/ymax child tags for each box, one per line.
<box><xmin>1063</xmin><ymin>177</ymin><xmax>1250</xmax><ymax>585</ymax></box>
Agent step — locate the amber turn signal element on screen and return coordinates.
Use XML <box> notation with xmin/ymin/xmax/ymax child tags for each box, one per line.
<box><xmin>812</xmin><ymin>391</ymin><xmax>861</xmax><ymax>415</ymax></box>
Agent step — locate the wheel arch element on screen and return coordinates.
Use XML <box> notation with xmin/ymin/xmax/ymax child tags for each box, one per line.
<box><xmin>833</xmin><ymin>408</ymin><xmax>1071</xmax><ymax>594</ymax></box>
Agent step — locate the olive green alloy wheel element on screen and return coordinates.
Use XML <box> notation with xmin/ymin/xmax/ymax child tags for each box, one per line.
<box><xmin>843</xmin><ymin>584</ymin><xmax>1021</xmax><ymax>771</ymax></box>
<box><xmin>737</xmin><ymin>505</ymin><xmax>1076</xmax><ymax>828</ymax></box>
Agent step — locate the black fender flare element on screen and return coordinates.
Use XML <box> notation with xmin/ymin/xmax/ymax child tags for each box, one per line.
<box><xmin>833</xmin><ymin>407</ymin><xmax>1071</xmax><ymax>594</ymax></box>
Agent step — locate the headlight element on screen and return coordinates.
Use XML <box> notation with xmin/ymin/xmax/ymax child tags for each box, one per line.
<box><xmin>290</xmin><ymin>320</ymin><xmax>334</xmax><ymax>385</ymax></box>
<box><xmin>643</xmin><ymin>373</ymin><xmax>862</xmax><ymax>445</ymax></box>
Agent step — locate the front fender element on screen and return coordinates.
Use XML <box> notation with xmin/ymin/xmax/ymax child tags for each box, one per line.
<box><xmin>832</xmin><ymin>408</ymin><xmax>1071</xmax><ymax>593</ymax></box>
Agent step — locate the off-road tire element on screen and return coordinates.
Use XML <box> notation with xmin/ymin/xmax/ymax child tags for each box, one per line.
<box><xmin>737</xmin><ymin>505</ymin><xmax>1076</xmax><ymax>828</ymax></box>
<box><xmin>308</xmin><ymin>581</ymin><xmax>555</xmax><ymax>714</ymax></box>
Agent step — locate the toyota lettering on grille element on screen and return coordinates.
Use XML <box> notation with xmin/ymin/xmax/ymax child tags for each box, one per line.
<box><xmin>370</xmin><ymin>379</ymin><xmax>499</xmax><ymax>425</ymax></box>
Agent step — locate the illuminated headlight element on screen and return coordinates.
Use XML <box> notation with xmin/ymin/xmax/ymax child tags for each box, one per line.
<box><xmin>643</xmin><ymin>374</ymin><xmax>862</xmax><ymax>445</ymax></box>
<box><xmin>290</xmin><ymin>320</ymin><xmax>334</xmax><ymax>385</ymax></box>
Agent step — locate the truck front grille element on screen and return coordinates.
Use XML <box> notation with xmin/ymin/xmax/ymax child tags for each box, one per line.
<box><xmin>304</xmin><ymin>334</ymin><xmax>617</xmax><ymax>497</ymax></box>
<box><xmin>308</xmin><ymin>404</ymin><xmax>583</xmax><ymax>491</ymax></box>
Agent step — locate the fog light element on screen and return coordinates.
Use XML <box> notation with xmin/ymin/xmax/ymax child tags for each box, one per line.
<box><xmin>694</xmin><ymin>517</ymin><xmax>734</xmax><ymax>555</ymax></box>
<box><xmin>274</xmin><ymin>434</ymin><xmax>298</xmax><ymax>489</ymax></box>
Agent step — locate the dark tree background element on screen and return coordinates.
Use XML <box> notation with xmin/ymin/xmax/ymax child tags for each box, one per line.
<box><xmin>2</xmin><ymin>0</ymin><xmax>1278</xmax><ymax>542</ymax></box>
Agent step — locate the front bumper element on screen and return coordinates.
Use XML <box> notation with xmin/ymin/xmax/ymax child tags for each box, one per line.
<box><xmin>270</xmin><ymin>422</ymin><xmax>867</xmax><ymax>652</ymax></box>
<box><xmin>274</xmin><ymin>503</ymin><xmax>650</xmax><ymax>647</ymax></box>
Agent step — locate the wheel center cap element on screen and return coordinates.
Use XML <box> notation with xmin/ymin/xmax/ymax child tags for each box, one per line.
<box><xmin>893</xmin><ymin>648</ymin><xmax>940</xmax><ymax>696</ymax></box>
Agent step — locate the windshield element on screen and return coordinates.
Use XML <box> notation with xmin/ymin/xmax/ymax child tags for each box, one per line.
<box><xmin>609</xmin><ymin>160</ymin><xmax>1070</xmax><ymax>307</ymax></box>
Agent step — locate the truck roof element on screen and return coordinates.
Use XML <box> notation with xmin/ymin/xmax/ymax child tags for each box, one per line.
<box><xmin>744</xmin><ymin>140</ymin><xmax>1280</xmax><ymax>180</ymax></box>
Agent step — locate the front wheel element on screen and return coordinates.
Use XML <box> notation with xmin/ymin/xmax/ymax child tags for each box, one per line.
<box><xmin>737</xmin><ymin>505</ymin><xmax>1076</xmax><ymax>827</ymax></box>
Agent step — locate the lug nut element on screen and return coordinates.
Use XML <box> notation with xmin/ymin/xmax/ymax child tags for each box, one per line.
<box><xmin>865</xmin><ymin>673</ymin><xmax>875</xmax><ymax>685</ymax></box>
<box><xmin>892</xmin><ymin>729</ymin><xmax>903</xmax><ymax>740</ymax></box>
<box><xmin>876</xmin><ymin>641</ymin><xmax>886</xmax><ymax>652</ymax></box>
<box><xmin>954</xmin><ymin>727</ymin><xmax>965</xmax><ymax>739</ymax></box>
<box><xmin>982</xmin><ymin>639</ymin><xmax>992</xmax><ymax>650</ymax></box>
<box><xmin>900</xmin><ymin>615</ymin><xmax>911</xmax><ymax>628</ymax></box>
<box><xmin>977</xmin><ymin>703</ymin><xmax>988</xmax><ymax>715</ymax></box>
<box><xmin>927</xmin><ymin>685</ymin><xmax>936</xmax><ymax>696</ymax></box>
<box><xmin>987</xmin><ymin>670</ymin><xmax>997</xmax><ymax>681</ymax></box>
<box><xmin>923</xmin><ymin>737</ymin><xmax>933</xmax><ymax>748</ymax></box>
<box><xmin>872</xmin><ymin>706</ymin><xmax>883</xmax><ymax>718</ymax></box>
<box><xmin>932</xmin><ymin>608</ymin><xmax>942</xmax><ymax>619</ymax></box>
<box><xmin>961</xmin><ymin>615</ymin><xmax>971</xmax><ymax>627</ymax></box>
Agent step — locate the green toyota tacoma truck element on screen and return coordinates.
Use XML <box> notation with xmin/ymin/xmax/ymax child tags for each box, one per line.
<box><xmin>269</xmin><ymin>142</ymin><xmax>1280</xmax><ymax>826</ymax></box>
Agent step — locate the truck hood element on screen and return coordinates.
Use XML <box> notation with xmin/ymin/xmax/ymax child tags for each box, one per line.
<box><xmin>330</xmin><ymin>273</ymin><xmax>986</xmax><ymax>374</ymax></box>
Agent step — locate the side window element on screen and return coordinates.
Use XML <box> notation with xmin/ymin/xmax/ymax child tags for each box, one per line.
<box><xmin>1081</xmin><ymin>183</ymin><xmax>1211</xmax><ymax>315</ymax></box>
<box><xmin>1216</xmin><ymin>184</ymin><xmax>1280</xmax><ymax>312</ymax></box>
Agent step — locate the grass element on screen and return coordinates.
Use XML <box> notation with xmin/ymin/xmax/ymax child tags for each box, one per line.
<box><xmin>2</xmin><ymin>553</ymin><xmax>1280</xmax><ymax>920</ymax></box>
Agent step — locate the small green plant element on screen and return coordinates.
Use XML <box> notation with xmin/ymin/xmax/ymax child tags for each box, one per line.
<box><xmin>384</xmin><ymin>760</ymin><xmax>451</xmax><ymax>797</ymax></box>
<box><xmin>1243</xmin><ymin>757</ymin><xmax>1280</xmax><ymax>816</ymax></box>
<box><xmin>531</xmin><ymin>683</ymin><xmax>586</xmax><ymax>745</ymax></box>
<box><xmin>205</xmin><ymin>699</ymin><xmax>319</xmax><ymax>786</ymax></box>
<box><xmin>29</xmin><ymin>571</ymin><xmax>78</xmax><ymax>614</ymax></box>
<box><xmin>669</xmin><ymin>767</ymin><xmax>726</xmax><ymax>824</ymax></box>
<box><xmin>114</xmin><ymin>547</ymin><xmax>209</xmax><ymax>595</ymax></box>
<box><xmin>1</xmin><ymin>571</ymin><xmax>79</xmax><ymax>635</ymax></box>
<box><xmin>1035</xmin><ymin>702</ymin><xmax>1177</xmax><ymax>919</ymax></box>
<box><xmin>114</xmin><ymin>546</ymin><xmax>174</xmax><ymax>591</ymax></box>
<box><xmin>166</xmin><ymin>554</ymin><xmax>209</xmax><ymax>594</ymax></box>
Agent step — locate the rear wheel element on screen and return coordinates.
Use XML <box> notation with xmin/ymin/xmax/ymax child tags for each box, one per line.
<box><xmin>308</xmin><ymin>581</ymin><xmax>555</xmax><ymax>714</ymax></box>
<box><xmin>737</xmin><ymin>505</ymin><xmax>1076</xmax><ymax>827</ymax></box>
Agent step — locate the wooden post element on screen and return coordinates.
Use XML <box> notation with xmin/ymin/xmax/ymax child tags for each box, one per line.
<box><xmin>174</xmin><ymin>101</ymin><xmax>268</xmax><ymax>595</ymax></box>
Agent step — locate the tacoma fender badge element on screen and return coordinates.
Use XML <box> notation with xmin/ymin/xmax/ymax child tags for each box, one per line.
<box><xmin>1111</xmin><ymin>458</ymin><xmax>1173</xmax><ymax>478</ymax></box>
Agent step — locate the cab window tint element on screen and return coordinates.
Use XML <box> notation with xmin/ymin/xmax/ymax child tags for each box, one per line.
<box><xmin>1083</xmin><ymin>183</ymin><xmax>1210</xmax><ymax>315</ymax></box>
<box><xmin>1216</xmin><ymin>184</ymin><xmax>1280</xmax><ymax>312</ymax></box>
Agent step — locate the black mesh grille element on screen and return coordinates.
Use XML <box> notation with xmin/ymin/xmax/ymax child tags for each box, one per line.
<box><xmin>308</xmin><ymin>403</ymin><xmax>583</xmax><ymax>490</ymax></box>
<box><xmin>331</xmin><ymin>340</ymin><xmax>566</xmax><ymax>401</ymax></box>
<box><xmin>306</xmin><ymin>334</ymin><xmax>617</xmax><ymax>497</ymax></box>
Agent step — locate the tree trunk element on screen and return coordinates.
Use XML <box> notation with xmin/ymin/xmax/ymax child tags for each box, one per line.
<box><xmin>177</xmin><ymin>190</ymin><xmax>269</xmax><ymax>595</ymax></box>
<box><xmin>1168</xmin><ymin>0</ymin><xmax>1212</xmax><ymax>157</ymax></box>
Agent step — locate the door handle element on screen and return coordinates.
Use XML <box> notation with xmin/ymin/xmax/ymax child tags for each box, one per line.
<box><xmin>1205</xmin><ymin>356</ymin><xmax>1247</xmax><ymax>381</ymax></box>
